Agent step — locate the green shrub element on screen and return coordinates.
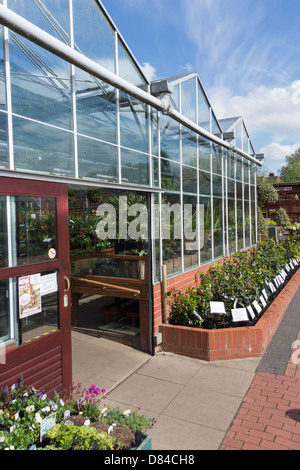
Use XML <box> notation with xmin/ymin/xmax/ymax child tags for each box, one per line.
<box><xmin>168</xmin><ymin>235</ymin><xmax>300</xmax><ymax>329</ymax></box>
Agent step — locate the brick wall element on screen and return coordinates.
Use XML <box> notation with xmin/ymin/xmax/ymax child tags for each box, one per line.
<box><xmin>157</xmin><ymin>267</ymin><xmax>300</xmax><ymax>361</ymax></box>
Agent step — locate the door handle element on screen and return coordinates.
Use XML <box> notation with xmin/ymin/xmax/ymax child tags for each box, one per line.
<box><xmin>64</xmin><ymin>276</ymin><xmax>70</xmax><ymax>292</ymax></box>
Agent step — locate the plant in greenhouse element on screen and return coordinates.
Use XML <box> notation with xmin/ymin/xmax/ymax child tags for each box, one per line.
<box><xmin>168</xmin><ymin>234</ymin><xmax>300</xmax><ymax>329</ymax></box>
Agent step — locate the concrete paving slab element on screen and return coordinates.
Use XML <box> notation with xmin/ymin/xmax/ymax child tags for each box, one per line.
<box><xmin>187</xmin><ymin>363</ymin><xmax>257</xmax><ymax>398</ymax></box>
<box><xmin>162</xmin><ymin>385</ymin><xmax>242</xmax><ymax>432</ymax></box>
<box><xmin>107</xmin><ymin>373</ymin><xmax>184</xmax><ymax>415</ymax></box>
<box><xmin>72</xmin><ymin>331</ymin><xmax>151</xmax><ymax>392</ymax></box>
<box><xmin>136</xmin><ymin>353</ymin><xmax>205</xmax><ymax>385</ymax></box>
<box><xmin>148</xmin><ymin>414</ymin><xmax>225</xmax><ymax>451</ymax></box>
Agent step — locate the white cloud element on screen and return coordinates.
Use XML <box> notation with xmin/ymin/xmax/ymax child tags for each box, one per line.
<box><xmin>209</xmin><ymin>82</ymin><xmax>300</xmax><ymax>141</ymax></box>
<box><xmin>259</xmin><ymin>142</ymin><xmax>300</xmax><ymax>171</ymax></box>
<box><xmin>140</xmin><ymin>62</ymin><xmax>157</xmax><ymax>82</ymax></box>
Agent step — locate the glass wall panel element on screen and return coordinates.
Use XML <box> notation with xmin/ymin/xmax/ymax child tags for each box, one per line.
<box><xmin>237</xmin><ymin>200</ymin><xmax>244</xmax><ymax>250</ymax></box>
<box><xmin>77</xmin><ymin>135</ymin><xmax>118</xmax><ymax>182</ymax></box>
<box><xmin>8</xmin><ymin>0</ymin><xmax>70</xmax><ymax>40</ymax></box>
<box><xmin>151</xmin><ymin>110</ymin><xmax>159</xmax><ymax>156</ymax></box>
<box><xmin>244</xmin><ymin>198</ymin><xmax>250</xmax><ymax>248</ymax></box>
<box><xmin>14</xmin><ymin>196</ymin><xmax>57</xmax><ymax>266</ymax></box>
<box><xmin>9</xmin><ymin>1</ymin><xmax>72</xmax><ymax>130</ymax></box>
<box><xmin>211</xmin><ymin>115</ymin><xmax>221</xmax><ymax>135</ymax></box>
<box><xmin>198</xmin><ymin>137</ymin><xmax>210</xmax><ymax>172</ymax></box>
<box><xmin>228</xmin><ymin>151</ymin><xmax>235</xmax><ymax>179</ymax></box>
<box><xmin>0</xmin><ymin>112</ymin><xmax>8</xmax><ymax>168</ymax></box>
<box><xmin>162</xmin><ymin>193</ymin><xmax>182</xmax><ymax>276</ymax></box>
<box><xmin>152</xmin><ymin>157</ymin><xmax>159</xmax><ymax>187</ymax></box>
<box><xmin>119</xmin><ymin>92</ymin><xmax>149</xmax><ymax>153</ymax></box>
<box><xmin>250</xmin><ymin>164</ymin><xmax>256</xmax><ymax>185</ymax></box>
<box><xmin>213</xmin><ymin>175</ymin><xmax>223</xmax><ymax>197</ymax></box>
<box><xmin>198</xmin><ymin>83</ymin><xmax>210</xmax><ymax>131</ymax></box>
<box><xmin>73</xmin><ymin>0</ymin><xmax>115</xmax><ymax>72</ymax></box>
<box><xmin>200</xmin><ymin>196</ymin><xmax>212</xmax><ymax>264</ymax></box>
<box><xmin>243</xmin><ymin>124</ymin><xmax>249</xmax><ymax>153</ymax></box>
<box><xmin>161</xmin><ymin>159</ymin><xmax>180</xmax><ymax>192</ymax></box>
<box><xmin>244</xmin><ymin>161</ymin><xmax>250</xmax><ymax>184</ymax></box>
<box><xmin>199</xmin><ymin>170</ymin><xmax>211</xmax><ymax>196</ymax></box>
<box><xmin>121</xmin><ymin>149</ymin><xmax>149</xmax><ymax>186</ymax></box>
<box><xmin>181</xmin><ymin>78</ymin><xmax>196</xmax><ymax>123</ymax></box>
<box><xmin>18</xmin><ymin>276</ymin><xmax>59</xmax><ymax>346</ymax></box>
<box><xmin>0</xmin><ymin>196</ymin><xmax>8</xmax><ymax>268</ymax></box>
<box><xmin>153</xmin><ymin>193</ymin><xmax>160</xmax><ymax>282</ymax></box>
<box><xmin>9</xmin><ymin>36</ymin><xmax>73</xmax><ymax>130</ymax></box>
<box><xmin>227</xmin><ymin>178</ymin><xmax>235</xmax><ymax>199</ymax></box>
<box><xmin>0</xmin><ymin>24</ymin><xmax>5</xmax><ymax>111</ymax></box>
<box><xmin>228</xmin><ymin>198</ymin><xmax>236</xmax><ymax>254</ymax></box>
<box><xmin>235</xmin><ymin>120</ymin><xmax>242</xmax><ymax>151</ymax></box>
<box><xmin>251</xmin><ymin>186</ymin><xmax>256</xmax><ymax>244</ymax></box>
<box><xmin>236</xmin><ymin>155</ymin><xmax>243</xmax><ymax>181</ymax></box>
<box><xmin>160</xmin><ymin>86</ymin><xmax>180</xmax><ymax>162</ymax></box>
<box><xmin>182</xmin><ymin>129</ymin><xmax>197</xmax><ymax>166</ymax></box>
<box><xmin>236</xmin><ymin>181</ymin><xmax>243</xmax><ymax>202</ymax></box>
<box><xmin>182</xmin><ymin>165</ymin><xmax>197</xmax><ymax>194</ymax></box>
<box><xmin>183</xmin><ymin>195</ymin><xmax>198</xmax><ymax>270</ymax></box>
<box><xmin>0</xmin><ymin>279</ymin><xmax>9</xmax><ymax>343</ymax></box>
<box><xmin>213</xmin><ymin>198</ymin><xmax>224</xmax><ymax>259</ymax></box>
<box><xmin>13</xmin><ymin>116</ymin><xmax>75</xmax><ymax>177</ymax></box>
<box><xmin>75</xmin><ymin>69</ymin><xmax>117</xmax><ymax>144</ymax></box>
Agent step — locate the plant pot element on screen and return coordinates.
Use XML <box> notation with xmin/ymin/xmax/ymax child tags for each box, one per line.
<box><xmin>132</xmin><ymin>433</ymin><xmax>152</xmax><ymax>451</ymax></box>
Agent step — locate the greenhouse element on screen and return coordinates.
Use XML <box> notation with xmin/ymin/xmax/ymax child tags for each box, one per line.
<box><xmin>0</xmin><ymin>0</ymin><xmax>262</xmax><ymax>393</ymax></box>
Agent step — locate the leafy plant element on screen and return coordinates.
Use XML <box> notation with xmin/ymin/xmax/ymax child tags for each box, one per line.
<box><xmin>167</xmin><ymin>234</ymin><xmax>300</xmax><ymax>330</ymax></box>
<box><xmin>46</xmin><ymin>422</ymin><xmax>117</xmax><ymax>450</ymax></box>
<box><xmin>100</xmin><ymin>406</ymin><xmax>155</xmax><ymax>434</ymax></box>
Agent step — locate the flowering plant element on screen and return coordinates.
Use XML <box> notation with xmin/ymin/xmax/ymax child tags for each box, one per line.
<box><xmin>62</xmin><ymin>382</ymin><xmax>107</xmax><ymax>419</ymax></box>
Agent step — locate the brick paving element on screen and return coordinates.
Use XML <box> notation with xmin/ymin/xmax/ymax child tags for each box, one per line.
<box><xmin>220</xmin><ymin>288</ymin><xmax>300</xmax><ymax>450</ymax></box>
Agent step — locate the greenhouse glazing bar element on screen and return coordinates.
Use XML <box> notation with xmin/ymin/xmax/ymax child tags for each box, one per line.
<box><xmin>0</xmin><ymin>4</ymin><xmax>262</xmax><ymax>167</ymax></box>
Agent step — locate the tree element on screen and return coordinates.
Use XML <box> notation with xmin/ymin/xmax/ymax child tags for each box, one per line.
<box><xmin>280</xmin><ymin>148</ymin><xmax>300</xmax><ymax>182</ymax></box>
<box><xmin>257</xmin><ymin>207</ymin><xmax>268</xmax><ymax>235</ymax></box>
<box><xmin>275</xmin><ymin>208</ymin><xmax>291</xmax><ymax>229</ymax></box>
<box><xmin>257</xmin><ymin>183</ymin><xmax>278</xmax><ymax>207</ymax></box>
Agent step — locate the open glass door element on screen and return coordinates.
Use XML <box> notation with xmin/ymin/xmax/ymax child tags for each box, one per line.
<box><xmin>0</xmin><ymin>177</ymin><xmax>71</xmax><ymax>394</ymax></box>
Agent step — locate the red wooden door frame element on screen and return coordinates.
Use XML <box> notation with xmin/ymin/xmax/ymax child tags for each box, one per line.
<box><xmin>0</xmin><ymin>176</ymin><xmax>72</xmax><ymax>392</ymax></box>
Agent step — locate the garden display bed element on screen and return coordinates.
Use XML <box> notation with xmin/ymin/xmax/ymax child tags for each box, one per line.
<box><xmin>159</xmin><ymin>235</ymin><xmax>300</xmax><ymax>362</ymax></box>
<box><xmin>159</xmin><ymin>267</ymin><xmax>300</xmax><ymax>362</ymax></box>
<box><xmin>0</xmin><ymin>380</ymin><xmax>154</xmax><ymax>450</ymax></box>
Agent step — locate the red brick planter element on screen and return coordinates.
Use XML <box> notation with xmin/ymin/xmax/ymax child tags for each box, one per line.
<box><xmin>159</xmin><ymin>269</ymin><xmax>300</xmax><ymax>362</ymax></box>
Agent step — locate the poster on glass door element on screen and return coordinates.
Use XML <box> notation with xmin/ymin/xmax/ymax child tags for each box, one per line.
<box><xmin>18</xmin><ymin>274</ymin><xmax>42</xmax><ymax>319</ymax></box>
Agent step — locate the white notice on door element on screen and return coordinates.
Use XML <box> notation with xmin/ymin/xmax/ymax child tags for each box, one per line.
<box><xmin>41</xmin><ymin>272</ymin><xmax>58</xmax><ymax>296</ymax></box>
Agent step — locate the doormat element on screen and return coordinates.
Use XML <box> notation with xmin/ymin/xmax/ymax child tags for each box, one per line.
<box><xmin>97</xmin><ymin>322</ymin><xmax>139</xmax><ymax>336</ymax></box>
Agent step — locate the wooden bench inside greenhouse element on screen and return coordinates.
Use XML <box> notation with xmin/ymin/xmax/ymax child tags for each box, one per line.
<box><xmin>70</xmin><ymin>253</ymin><xmax>149</xmax><ymax>327</ymax></box>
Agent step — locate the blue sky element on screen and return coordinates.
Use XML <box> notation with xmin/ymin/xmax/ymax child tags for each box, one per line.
<box><xmin>101</xmin><ymin>0</ymin><xmax>300</xmax><ymax>175</ymax></box>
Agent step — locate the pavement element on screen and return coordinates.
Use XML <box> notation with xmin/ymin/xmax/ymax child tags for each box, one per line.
<box><xmin>72</xmin><ymin>287</ymin><xmax>300</xmax><ymax>451</ymax></box>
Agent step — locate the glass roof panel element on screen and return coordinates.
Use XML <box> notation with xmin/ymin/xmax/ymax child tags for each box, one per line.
<box><xmin>73</xmin><ymin>0</ymin><xmax>115</xmax><ymax>73</ymax></box>
<box><xmin>118</xmin><ymin>38</ymin><xmax>148</xmax><ymax>90</ymax></box>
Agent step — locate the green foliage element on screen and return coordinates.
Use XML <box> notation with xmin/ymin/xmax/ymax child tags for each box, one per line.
<box><xmin>46</xmin><ymin>423</ymin><xmax>116</xmax><ymax>450</ymax></box>
<box><xmin>168</xmin><ymin>234</ymin><xmax>300</xmax><ymax>329</ymax></box>
<box><xmin>275</xmin><ymin>208</ymin><xmax>291</xmax><ymax>229</ymax></box>
<box><xmin>280</xmin><ymin>148</ymin><xmax>300</xmax><ymax>182</ymax></box>
<box><xmin>100</xmin><ymin>407</ymin><xmax>155</xmax><ymax>434</ymax></box>
<box><xmin>0</xmin><ymin>377</ymin><xmax>154</xmax><ymax>450</ymax></box>
<box><xmin>257</xmin><ymin>184</ymin><xmax>279</xmax><ymax>206</ymax></box>
<box><xmin>257</xmin><ymin>207</ymin><xmax>268</xmax><ymax>235</ymax></box>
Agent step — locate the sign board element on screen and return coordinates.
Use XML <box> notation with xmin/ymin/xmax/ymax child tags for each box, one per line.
<box><xmin>18</xmin><ymin>274</ymin><xmax>42</xmax><ymax>319</ymax></box>
<box><xmin>247</xmin><ymin>305</ymin><xmax>256</xmax><ymax>320</ymax></box>
<box><xmin>40</xmin><ymin>413</ymin><xmax>56</xmax><ymax>442</ymax></box>
<box><xmin>231</xmin><ymin>308</ymin><xmax>249</xmax><ymax>323</ymax></box>
<box><xmin>210</xmin><ymin>302</ymin><xmax>226</xmax><ymax>315</ymax></box>
<box><xmin>40</xmin><ymin>272</ymin><xmax>58</xmax><ymax>296</ymax></box>
<box><xmin>253</xmin><ymin>300</ymin><xmax>262</xmax><ymax>314</ymax></box>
